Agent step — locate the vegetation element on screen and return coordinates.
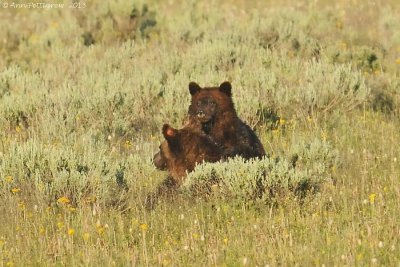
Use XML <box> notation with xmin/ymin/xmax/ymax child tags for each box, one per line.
<box><xmin>1</xmin><ymin>0</ymin><xmax>399</xmax><ymax>266</ymax></box>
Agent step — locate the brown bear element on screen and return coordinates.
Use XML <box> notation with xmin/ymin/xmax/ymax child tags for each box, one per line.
<box><xmin>147</xmin><ymin>123</ymin><xmax>223</xmax><ymax>209</ymax></box>
<box><xmin>187</xmin><ymin>81</ymin><xmax>266</xmax><ymax>159</ymax></box>
<box><xmin>153</xmin><ymin>123</ymin><xmax>223</xmax><ymax>183</ymax></box>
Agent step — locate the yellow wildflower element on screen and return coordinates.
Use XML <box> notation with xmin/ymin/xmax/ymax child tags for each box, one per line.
<box><xmin>97</xmin><ymin>226</ymin><xmax>105</xmax><ymax>235</ymax></box>
<box><xmin>18</xmin><ymin>201</ymin><xmax>26</xmax><ymax>210</ymax></box>
<box><xmin>223</xmin><ymin>237</ymin><xmax>228</xmax><ymax>245</ymax></box>
<box><xmin>124</xmin><ymin>140</ymin><xmax>132</xmax><ymax>149</ymax></box>
<box><xmin>68</xmin><ymin>228</ymin><xmax>75</xmax><ymax>236</ymax></box>
<box><xmin>68</xmin><ymin>206</ymin><xmax>77</xmax><ymax>212</ymax></box>
<box><xmin>6</xmin><ymin>261</ymin><xmax>14</xmax><ymax>267</ymax></box>
<box><xmin>140</xmin><ymin>223</ymin><xmax>148</xmax><ymax>232</ymax></box>
<box><xmin>11</xmin><ymin>188</ymin><xmax>21</xmax><ymax>194</ymax></box>
<box><xmin>162</xmin><ymin>259</ymin><xmax>170</xmax><ymax>266</ymax></box>
<box><xmin>95</xmin><ymin>221</ymin><xmax>105</xmax><ymax>235</ymax></box>
<box><xmin>39</xmin><ymin>227</ymin><xmax>45</xmax><ymax>235</ymax></box>
<box><xmin>369</xmin><ymin>193</ymin><xmax>376</xmax><ymax>204</ymax></box>
<box><xmin>5</xmin><ymin>176</ymin><xmax>13</xmax><ymax>183</ymax></box>
<box><xmin>396</xmin><ymin>58</ymin><xmax>400</xmax><ymax>65</ymax></box>
<box><xmin>57</xmin><ymin>222</ymin><xmax>64</xmax><ymax>229</ymax></box>
<box><xmin>57</xmin><ymin>196</ymin><xmax>70</xmax><ymax>204</ymax></box>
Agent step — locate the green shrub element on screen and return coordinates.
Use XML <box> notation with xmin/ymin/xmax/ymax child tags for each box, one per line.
<box><xmin>0</xmin><ymin>138</ymin><xmax>157</xmax><ymax>207</ymax></box>
<box><xmin>183</xmin><ymin>138</ymin><xmax>338</xmax><ymax>201</ymax></box>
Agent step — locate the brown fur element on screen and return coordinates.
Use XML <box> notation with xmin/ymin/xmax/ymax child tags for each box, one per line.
<box><xmin>187</xmin><ymin>81</ymin><xmax>266</xmax><ymax>159</ymax></box>
<box><xmin>153</xmin><ymin>123</ymin><xmax>223</xmax><ymax>184</ymax></box>
<box><xmin>148</xmin><ymin>123</ymin><xmax>223</xmax><ymax>209</ymax></box>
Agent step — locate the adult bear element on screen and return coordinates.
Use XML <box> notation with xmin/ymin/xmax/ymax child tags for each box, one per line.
<box><xmin>187</xmin><ymin>81</ymin><xmax>266</xmax><ymax>159</ymax></box>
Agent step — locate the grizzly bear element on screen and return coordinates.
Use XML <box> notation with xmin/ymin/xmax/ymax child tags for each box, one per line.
<box><xmin>147</xmin><ymin>123</ymin><xmax>223</xmax><ymax>209</ymax></box>
<box><xmin>187</xmin><ymin>81</ymin><xmax>266</xmax><ymax>159</ymax></box>
<box><xmin>153</xmin><ymin>123</ymin><xmax>223</xmax><ymax>182</ymax></box>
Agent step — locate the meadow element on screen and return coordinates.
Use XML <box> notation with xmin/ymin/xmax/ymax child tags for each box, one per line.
<box><xmin>0</xmin><ymin>0</ymin><xmax>399</xmax><ymax>266</ymax></box>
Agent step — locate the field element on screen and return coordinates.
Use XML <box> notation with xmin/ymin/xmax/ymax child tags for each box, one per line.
<box><xmin>1</xmin><ymin>0</ymin><xmax>400</xmax><ymax>266</ymax></box>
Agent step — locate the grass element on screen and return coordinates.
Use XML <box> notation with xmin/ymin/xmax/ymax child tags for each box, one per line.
<box><xmin>1</xmin><ymin>0</ymin><xmax>400</xmax><ymax>266</ymax></box>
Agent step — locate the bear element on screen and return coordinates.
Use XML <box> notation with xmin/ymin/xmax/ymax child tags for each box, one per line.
<box><xmin>153</xmin><ymin>123</ymin><xmax>223</xmax><ymax>182</ymax></box>
<box><xmin>187</xmin><ymin>81</ymin><xmax>266</xmax><ymax>159</ymax></box>
<box><xmin>147</xmin><ymin>123</ymin><xmax>223</xmax><ymax>209</ymax></box>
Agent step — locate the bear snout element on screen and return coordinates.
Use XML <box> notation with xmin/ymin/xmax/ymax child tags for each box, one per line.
<box><xmin>153</xmin><ymin>152</ymin><xmax>167</xmax><ymax>170</ymax></box>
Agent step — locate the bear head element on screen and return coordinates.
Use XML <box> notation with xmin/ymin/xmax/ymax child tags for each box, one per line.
<box><xmin>188</xmin><ymin>81</ymin><xmax>235</xmax><ymax>125</ymax></box>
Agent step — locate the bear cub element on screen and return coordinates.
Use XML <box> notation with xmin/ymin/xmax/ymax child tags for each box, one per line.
<box><xmin>148</xmin><ymin>123</ymin><xmax>223</xmax><ymax>209</ymax></box>
<box><xmin>187</xmin><ymin>81</ymin><xmax>266</xmax><ymax>159</ymax></box>
<box><xmin>153</xmin><ymin>123</ymin><xmax>223</xmax><ymax>184</ymax></box>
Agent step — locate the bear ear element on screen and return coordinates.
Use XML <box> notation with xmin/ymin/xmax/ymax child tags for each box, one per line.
<box><xmin>189</xmin><ymin>82</ymin><xmax>201</xmax><ymax>95</ymax></box>
<box><xmin>162</xmin><ymin>124</ymin><xmax>177</xmax><ymax>141</ymax></box>
<box><xmin>219</xmin><ymin>81</ymin><xmax>232</xmax><ymax>97</ymax></box>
